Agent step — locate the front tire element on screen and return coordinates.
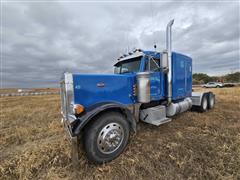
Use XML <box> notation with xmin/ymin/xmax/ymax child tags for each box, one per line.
<box><xmin>83</xmin><ymin>112</ymin><xmax>130</xmax><ymax>164</ymax></box>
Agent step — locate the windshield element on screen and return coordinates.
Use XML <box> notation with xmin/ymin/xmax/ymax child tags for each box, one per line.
<box><xmin>114</xmin><ymin>57</ymin><xmax>141</xmax><ymax>74</ymax></box>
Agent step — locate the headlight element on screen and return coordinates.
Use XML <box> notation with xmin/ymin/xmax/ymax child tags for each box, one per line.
<box><xmin>73</xmin><ymin>104</ymin><xmax>84</xmax><ymax>115</ymax></box>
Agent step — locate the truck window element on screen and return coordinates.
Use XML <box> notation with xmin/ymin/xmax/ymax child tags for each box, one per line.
<box><xmin>145</xmin><ymin>57</ymin><xmax>160</xmax><ymax>72</ymax></box>
<box><xmin>114</xmin><ymin>57</ymin><xmax>141</xmax><ymax>74</ymax></box>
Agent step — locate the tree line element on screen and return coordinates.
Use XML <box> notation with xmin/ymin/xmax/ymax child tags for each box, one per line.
<box><xmin>192</xmin><ymin>72</ymin><xmax>240</xmax><ymax>85</ymax></box>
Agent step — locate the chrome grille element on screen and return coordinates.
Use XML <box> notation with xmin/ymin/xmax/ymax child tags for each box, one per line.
<box><xmin>60</xmin><ymin>80</ymin><xmax>67</xmax><ymax>117</ymax></box>
<box><xmin>60</xmin><ymin>73</ymin><xmax>74</xmax><ymax>123</ymax></box>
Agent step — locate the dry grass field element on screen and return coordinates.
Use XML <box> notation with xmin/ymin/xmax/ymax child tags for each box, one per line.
<box><xmin>0</xmin><ymin>87</ymin><xmax>240</xmax><ymax>179</ymax></box>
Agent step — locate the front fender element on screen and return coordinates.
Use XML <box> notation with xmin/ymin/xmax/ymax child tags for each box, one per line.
<box><xmin>72</xmin><ymin>102</ymin><xmax>136</xmax><ymax>136</ymax></box>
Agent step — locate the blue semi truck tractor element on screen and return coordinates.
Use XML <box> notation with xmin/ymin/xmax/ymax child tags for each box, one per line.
<box><xmin>60</xmin><ymin>20</ymin><xmax>215</xmax><ymax>164</ymax></box>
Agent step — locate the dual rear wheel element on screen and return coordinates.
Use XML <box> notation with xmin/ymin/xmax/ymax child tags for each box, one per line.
<box><xmin>199</xmin><ymin>92</ymin><xmax>215</xmax><ymax>112</ymax></box>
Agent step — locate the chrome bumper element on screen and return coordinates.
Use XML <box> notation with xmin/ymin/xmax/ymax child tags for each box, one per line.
<box><xmin>61</xmin><ymin>115</ymin><xmax>80</xmax><ymax>167</ymax></box>
<box><xmin>60</xmin><ymin>73</ymin><xmax>80</xmax><ymax>166</ymax></box>
<box><xmin>62</xmin><ymin>119</ymin><xmax>73</xmax><ymax>140</ymax></box>
<box><xmin>61</xmin><ymin>113</ymin><xmax>77</xmax><ymax>139</ymax></box>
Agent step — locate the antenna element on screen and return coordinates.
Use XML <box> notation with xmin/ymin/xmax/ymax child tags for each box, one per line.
<box><xmin>150</xmin><ymin>0</ymin><xmax>156</xmax><ymax>50</ymax></box>
<box><xmin>126</xmin><ymin>24</ymin><xmax>130</xmax><ymax>54</ymax></box>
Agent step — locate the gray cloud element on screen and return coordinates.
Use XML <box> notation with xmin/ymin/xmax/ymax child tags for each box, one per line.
<box><xmin>1</xmin><ymin>1</ymin><xmax>239</xmax><ymax>88</ymax></box>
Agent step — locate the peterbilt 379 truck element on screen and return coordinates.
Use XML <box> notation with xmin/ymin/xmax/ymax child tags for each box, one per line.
<box><xmin>60</xmin><ymin>20</ymin><xmax>215</xmax><ymax>164</ymax></box>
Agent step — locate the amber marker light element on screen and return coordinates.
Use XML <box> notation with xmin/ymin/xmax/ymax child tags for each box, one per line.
<box><xmin>74</xmin><ymin>104</ymin><xmax>84</xmax><ymax>115</ymax></box>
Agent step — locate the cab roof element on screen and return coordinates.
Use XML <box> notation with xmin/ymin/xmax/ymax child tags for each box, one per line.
<box><xmin>114</xmin><ymin>49</ymin><xmax>159</xmax><ymax>66</ymax></box>
<box><xmin>114</xmin><ymin>49</ymin><xmax>191</xmax><ymax>67</ymax></box>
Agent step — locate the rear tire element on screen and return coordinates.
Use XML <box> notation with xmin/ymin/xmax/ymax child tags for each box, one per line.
<box><xmin>207</xmin><ymin>92</ymin><xmax>215</xmax><ymax>109</ymax></box>
<box><xmin>199</xmin><ymin>94</ymin><xmax>208</xmax><ymax>112</ymax></box>
<box><xmin>83</xmin><ymin>112</ymin><xmax>130</xmax><ymax>164</ymax></box>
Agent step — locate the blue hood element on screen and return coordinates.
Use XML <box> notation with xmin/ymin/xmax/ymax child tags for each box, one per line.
<box><xmin>72</xmin><ymin>73</ymin><xmax>136</xmax><ymax>109</ymax></box>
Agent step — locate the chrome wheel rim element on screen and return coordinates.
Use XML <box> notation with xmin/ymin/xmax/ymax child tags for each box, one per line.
<box><xmin>97</xmin><ymin>122</ymin><xmax>124</xmax><ymax>154</ymax></box>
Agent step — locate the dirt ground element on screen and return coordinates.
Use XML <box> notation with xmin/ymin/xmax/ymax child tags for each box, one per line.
<box><xmin>0</xmin><ymin>87</ymin><xmax>240</xmax><ymax>179</ymax></box>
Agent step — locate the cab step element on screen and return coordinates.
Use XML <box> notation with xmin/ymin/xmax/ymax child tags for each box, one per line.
<box><xmin>140</xmin><ymin>105</ymin><xmax>171</xmax><ymax>126</ymax></box>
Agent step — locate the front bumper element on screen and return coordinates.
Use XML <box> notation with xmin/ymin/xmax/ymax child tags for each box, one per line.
<box><xmin>61</xmin><ymin>114</ymin><xmax>77</xmax><ymax>140</ymax></box>
<box><xmin>61</xmin><ymin>115</ymin><xmax>80</xmax><ymax>166</ymax></box>
<box><xmin>60</xmin><ymin>73</ymin><xmax>80</xmax><ymax>166</ymax></box>
<box><xmin>62</xmin><ymin>119</ymin><xmax>73</xmax><ymax>140</ymax></box>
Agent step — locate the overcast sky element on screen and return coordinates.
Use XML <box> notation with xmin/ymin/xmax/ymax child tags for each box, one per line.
<box><xmin>1</xmin><ymin>0</ymin><xmax>240</xmax><ymax>88</ymax></box>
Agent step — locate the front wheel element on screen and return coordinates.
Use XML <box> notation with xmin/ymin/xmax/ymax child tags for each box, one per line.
<box><xmin>83</xmin><ymin>112</ymin><xmax>130</xmax><ymax>164</ymax></box>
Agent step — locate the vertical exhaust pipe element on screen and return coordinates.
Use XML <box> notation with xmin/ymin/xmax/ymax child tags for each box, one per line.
<box><xmin>166</xmin><ymin>19</ymin><xmax>174</xmax><ymax>104</ymax></box>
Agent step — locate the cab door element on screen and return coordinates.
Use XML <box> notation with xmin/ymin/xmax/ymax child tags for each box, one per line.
<box><xmin>150</xmin><ymin>71</ymin><xmax>161</xmax><ymax>100</ymax></box>
<box><xmin>145</xmin><ymin>57</ymin><xmax>161</xmax><ymax>101</ymax></box>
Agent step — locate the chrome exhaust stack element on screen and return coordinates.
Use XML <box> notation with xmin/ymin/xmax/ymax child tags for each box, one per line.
<box><xmin>165</xmin><ymin>20</ymin><xmax>193</xmax><ymax>117</ymax></box>
<box><xmin>166</xmin><ymin>19</ymin><xmax>174</xmax><ymax>104</ymax></box>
